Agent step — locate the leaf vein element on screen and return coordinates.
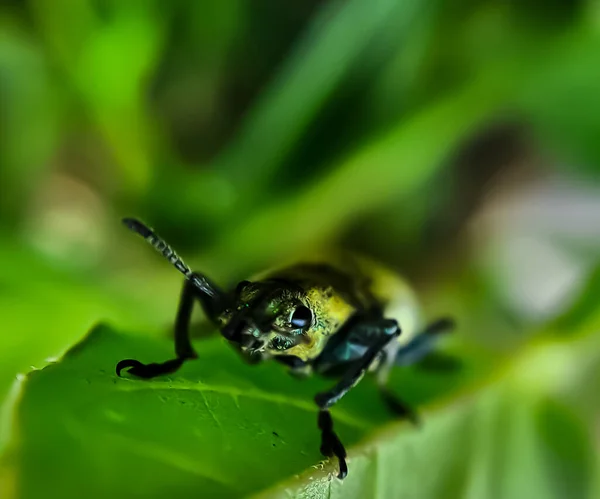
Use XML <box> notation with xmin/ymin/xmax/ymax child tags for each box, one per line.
<box><xmin>117</xmin><ymin>380</ymin><xmax>370</xmax><ymax>429</ymax></box>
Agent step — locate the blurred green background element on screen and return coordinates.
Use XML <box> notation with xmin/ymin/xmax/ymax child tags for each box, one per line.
<box><xmin>1</xmin><ymin>0</ymin><xmax>600</xmax><ymax>497</ymax></box>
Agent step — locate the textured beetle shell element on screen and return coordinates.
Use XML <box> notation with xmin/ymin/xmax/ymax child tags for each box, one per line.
<box><xmin>249</xmin><ymin>251</ymin><xmax>422</xmax><ymax>362</ymax></box>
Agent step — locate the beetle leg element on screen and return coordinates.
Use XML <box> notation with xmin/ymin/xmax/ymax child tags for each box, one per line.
<box><xmin>117</xmin><ymin>273</ymin><xmax>222</xmax><ymax>378</ymax></box>
<box><xmin>115</xmin><ymin>357</ymin><xmax>187</xmax><ymax>379</ymax></box>
<box><xmin>377</xmin><ymin>317</ymin><xmax>456</xmax><ymax>423</ymax></box>
<box><xmin>318</xmin><ymin>410</ymin><xmax>347</xmax><ymax>479</ymax></box>
<box><xmin>312</xmin><ymin>318</ymin><xmax>399</xmax><ymax>479</ymax></box>
<box><xmin>394</xmin><ymin>317</ymin><xmax>455</xmax><ymax>367</ymax></box>
<box><xmin>314</xmin><ymin>318</ymin><xmax>400</xmax><ymax>409</ymax></box>
<box><xmin>370</xmin><ymin>343</ymin><xmax>421</xmax><ymax>425</ymax></box>
<box><xmin>378</xmin><ymin>387</ymin><xmax>420</xmax><ymax>426</ymax></box>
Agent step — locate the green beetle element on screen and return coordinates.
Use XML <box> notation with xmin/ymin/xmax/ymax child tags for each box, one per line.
<box><xmin>117</xmin><ymin>218</ymin><xmax>455</xmax><ymax>479</ymax></box>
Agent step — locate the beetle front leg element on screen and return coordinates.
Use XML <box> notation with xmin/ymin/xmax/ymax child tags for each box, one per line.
<box><xmin>117</xmin><ymin>273</ymin><xmax>223</xmax><ymax>378</ymax></box>
<box><xmin>116</xmin><ymin>218</ymin><xmax>227</xmax><ymax>379</ymax></box>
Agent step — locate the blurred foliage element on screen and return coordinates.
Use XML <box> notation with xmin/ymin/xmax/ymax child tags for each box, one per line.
<box><xmin>0</xmin><ymin>0</ymin><xmax>599</xmax><ymax>497</ymax></box>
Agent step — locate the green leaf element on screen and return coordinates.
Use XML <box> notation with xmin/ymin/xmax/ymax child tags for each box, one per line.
<box><xmin>4</xmin><ymin>319</ymin><xmax>598</xmax><ymax>499</ymax></box>
<box><xmin>257</xmin><ymin>342</ymin><xmax>599</xmax><ymax>499</ymax></box>
<box><xmin>3</xmin><ymin>325</ymin><xmax>374</xmax><ymax>498</ymax></box>
<box><xmin>3</xmin><ymin>321</ymin><xmax>489</xmax><ymax>499</ymax></box>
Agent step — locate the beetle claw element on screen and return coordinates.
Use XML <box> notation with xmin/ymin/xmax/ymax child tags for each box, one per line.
<box><xmin>116</xmin><ymin>359</ymin><xmax>144</xmax><ymax>377</ymax></box>
<box><xmin>115</xmin><ymin>357</ymin><xmax>185</xmax><ymax>379</ymax></box>
<box><xmin>336</xmin><ymin>459</ymin><xmax>348</xmax><ymax>480</ymax></box>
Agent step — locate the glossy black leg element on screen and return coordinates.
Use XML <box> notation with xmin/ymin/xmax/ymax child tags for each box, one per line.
<box><xmin>311</xmin><ymin>319</ymin><xmax>400</xmax><ymax>479</ymax></box>
<box><xmin>116</xmin><ymin>357</ymin><xmax>186</xmax><ymax>378</ymax></box>
<box><xmin>116</xmin><ymin>277</ymin><xmax>206</xmax><ymax>378</ymax></box>
<box><xmin>315</xmin><ymin>319</ymin><xmax>400</xmax><ymax>409</ymax></box>
<box><xmin>318</xmin><ymin>410</ymin><xmax>347</xmax><ymax>479</ymax></box>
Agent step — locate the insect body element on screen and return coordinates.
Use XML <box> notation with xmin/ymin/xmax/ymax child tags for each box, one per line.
<box><xmin>116</xmin><ymin>218</ymin><xmax>455</xmax><ymax>479</ymax></box>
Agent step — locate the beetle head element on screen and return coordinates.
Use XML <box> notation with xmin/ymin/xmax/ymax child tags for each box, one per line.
<box><xmin>219</xmin><ymin>280</ymin><xmax>313</xmax><ymax>355</ymax></box>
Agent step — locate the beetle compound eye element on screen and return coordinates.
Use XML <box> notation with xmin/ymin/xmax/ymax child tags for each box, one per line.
<box><xmin>290</xmin><ymin>306</ymin><xmax>312</xmax><ymax>329</ymax></box>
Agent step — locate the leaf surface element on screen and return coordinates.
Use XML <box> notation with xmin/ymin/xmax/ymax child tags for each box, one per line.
<box><xmin>4</xmin><ymin>316</ymin><xmax>598</xmax><ymax>499</ymax></box>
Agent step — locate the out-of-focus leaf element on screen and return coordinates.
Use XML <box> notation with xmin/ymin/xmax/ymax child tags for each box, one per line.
<box><xmin>29</xmin><ymin>0</ymin><xmax>169</xmax><ymax>194</ymax></box>
<box><xmin>518</xmin><ymin>29</ymin><xmax>600</xmax><ymax>175</ymax></box>
<box><xmin>175</xmin><ymin>0</ymin><xmax>431</xmax><ymax>216</ymax></box>
<box><xmin>549</xmin><ymin>263</ymin><xmax>600</xmax><ymax>337</ymax></box>
<box><xmin>533</xmin><ymin>398</ymin><xmax>594</xmax><ymax>499</ymax></box>
<box><xmin>200</xmin><ymin>73</ymin><xmax>510</xmax><ymax>276</ymax></box>
<box><xmin>0</xmin><ymin>23</ymin><xmax>61</xmax><ymax>224</ymax></box>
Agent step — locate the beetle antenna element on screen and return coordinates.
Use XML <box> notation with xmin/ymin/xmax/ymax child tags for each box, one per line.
<box><xmin>122</xmin><ymin>217</ymin><xmax>218</xmax><ymax>298</ymax></box>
